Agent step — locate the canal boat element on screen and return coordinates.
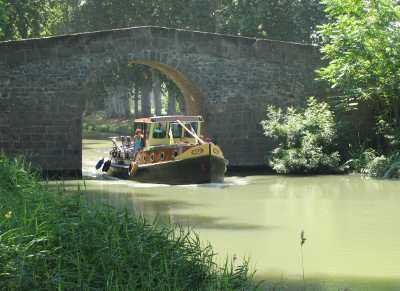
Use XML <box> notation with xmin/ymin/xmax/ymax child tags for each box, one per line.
<box><xmin>98</xmin><ymin>115</ymin><xmax>227</xmax><ymax>184</ymax></box>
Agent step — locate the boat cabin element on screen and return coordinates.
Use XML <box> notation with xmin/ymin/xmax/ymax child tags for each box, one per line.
<box><xmin>134</xmin><ymin>115</ymin><xmax>204</xmax><ymax>148</ymax></box>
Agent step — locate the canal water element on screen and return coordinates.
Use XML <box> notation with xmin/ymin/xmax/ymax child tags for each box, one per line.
<box><xmin>78</xmin><ymin>138</ymin><xmax>400</xmax><ymax>290</ymax></box>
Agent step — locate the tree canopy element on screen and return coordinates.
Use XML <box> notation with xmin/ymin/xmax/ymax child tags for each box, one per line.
<box><xmin>0</xmin><ymin>0</ymin><xmax>325</xmax><ymax>43</ymax></box>
<box><xmin>318</xmin><ymin>0</ymin><xmax>400</xmax><ymax>106</ymax></box>
<box><xmin>217</xmin><ymin>0</ymin><xmax>325</xmax><ymax>42</ymax></box>
<box><xmin>0</xmin><ymin>0</ymin><xmax>64</xmax><ymax>40</ymax></box>
<box><xmin>317</xmin><ymin>0</ymin><xmax>400</xmax><ymax>149</ymax></box>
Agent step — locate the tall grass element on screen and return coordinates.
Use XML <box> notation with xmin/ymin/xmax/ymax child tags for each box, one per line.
<box><xmin>0</xmin><ymin>154</ymin><xmax>255</xmax><ymax>290</ymax></box>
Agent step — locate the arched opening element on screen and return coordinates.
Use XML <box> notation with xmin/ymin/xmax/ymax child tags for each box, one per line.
<box><xmin>133</xmin><ymin>61</ymin><xmax>204</xmax><ymax>116</ymax></box>
<box><xmin>83</xmin><ymin>61</ymin><xmax>204</xmax><ymax>120</ymax></box>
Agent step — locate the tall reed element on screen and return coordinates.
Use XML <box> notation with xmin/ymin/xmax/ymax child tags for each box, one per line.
<box><xmin>300</xmin><ymin>230</ymin><xmax>307</xmax><ymax>291</ymax></box>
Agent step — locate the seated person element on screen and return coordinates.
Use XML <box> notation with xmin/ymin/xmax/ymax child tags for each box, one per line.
<box><xmin>133</xmin><ymin>128</ymin><xmax>144</xmax><ymax>152</ymax></box>
<box><xmin>153</xmin><ymin>123</ymin><xmax>166</xmax><ymax>138</ymax></box>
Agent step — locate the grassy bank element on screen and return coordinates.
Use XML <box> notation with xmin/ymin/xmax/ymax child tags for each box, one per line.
<box><xmin>0</xmin><ymin>154</ymin><xmax>255</xmax><ymax>290</ymax></box>
<box><xmin>83</xmin><ymin>112</ymin><xmax>135</xmax><ymax>135</ymax></box>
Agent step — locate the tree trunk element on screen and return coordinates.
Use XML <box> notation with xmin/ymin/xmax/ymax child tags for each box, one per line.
<box><xmin>104</xmin><ymin>85</ymin><xmax>130</xmax><ymax>118</ymax></box>
<box><xmin>141</xmin><ymin>72</ymin><xmax>152</xmax><ymax>117</ymax></box>
<box><xmin>177</xmin><ymin>95</ymin><xmax>186</xmax><ymax>113</ymax></box>
<box><xmin>394</xmin><ymin>96</ymin><xmax>400</xmax><ymax>127</ymax></box>
<box><xmin>167</xmin><ymin>91</ymin><xmax>176</xmax><ymax>115</ymax></box>
<box><xmin>134</xmin><ymin>82</ymin><xmax>139</xmax><ymax>117</ymax></box>
<box><xmin>152</xmin><ymin>69</ymin><xmax>162</xmax><ymax>115</ymax></box>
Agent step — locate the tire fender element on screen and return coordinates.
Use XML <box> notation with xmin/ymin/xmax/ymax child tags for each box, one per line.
<box><xmin>129</xmin><ymin>161</ymin><xmax>138</xmax><ymax>176</ymax></box>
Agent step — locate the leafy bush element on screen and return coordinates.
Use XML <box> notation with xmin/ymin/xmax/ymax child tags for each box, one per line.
<box><xmin>363</xmin><ymin>152</ymin><xmax>400</xmax><ymax>178</ymax></box>
<box><xmin>345</xmin><ymin>148</ymin><xmax>378</xmax><ymax>173</ymax></box>
<box><xmin>345</xmin><ymin>148</ymin><xmax>400</xmax><ymax>178</ymax></box>
<box><xmin>383</xmin><ymin>152</ymin><xmax>400</xmax><ymax>179</ymax></box>
<box><xmin>260</xmin><ymin>97</ymin><xmax>341</xmax><ymax>174</ymax></box>
<box><xmin>318</xmin><ymin>0</ymin><xmax>400</xmax><ymax>146</ymax></box>
<box><xmin>364</xmin><ymin>155</ymin><xmax>389</xmax><ymax>177</ymax></box>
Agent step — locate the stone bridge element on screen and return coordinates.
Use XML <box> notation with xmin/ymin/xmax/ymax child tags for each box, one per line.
<box><xmin>0</xmin><ymin>26</ymin><xmax>323</xmax><ymax>176</ymax></box>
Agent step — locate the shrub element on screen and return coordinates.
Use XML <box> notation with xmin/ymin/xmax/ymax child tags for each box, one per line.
<box><xmin>346</xmin><ymin>148</ymin><xmax>378</xmax><ymax>173</ymax></box>
<box><xmin>383</xmin><ymin>152</ymin><xmax>400</xmax><ymax>179</ymax></box>
<box><xmin>363</xmin><ymin>152</ymin><xmax>400</xmax><ymax>178</ymax></box>
<box><xmin>364</xmin><ymin>155</ymin><xmax>389</xmax><ymax>177</ymax></box>
<box><xmin>346</xmin><ymin>149</ymin><xmax>400</xmax><ymax>179</ymax></box>
<box><xmin>260</xmin><ymin>97</ymin><xmax>341</xmax><ymax>174</ymax></box>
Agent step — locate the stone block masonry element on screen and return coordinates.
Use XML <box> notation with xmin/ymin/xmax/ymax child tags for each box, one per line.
<box><xmin>0</xmin><ymin>26</ymin><xmax>324</xmax><ymax>176</ymax></box>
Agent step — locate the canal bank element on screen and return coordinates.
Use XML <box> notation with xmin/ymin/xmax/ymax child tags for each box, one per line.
<box><xmin>81</xmin><ymin>137</ymin><xmax>400</xmax><ymax>290</ymax></box>
<box><xmin>0</xmin><ymin>153</ymin><xmax>255</xmax><ymax>290</ymax></box>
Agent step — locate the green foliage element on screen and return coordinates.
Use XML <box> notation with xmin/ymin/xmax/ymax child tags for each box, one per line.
<box><xmin>382</xmin><ymin>152</ymin><xmax>400</xmax><ymax>178</ymax></box>
<box><xmin>217</xmin><ymin>0</ymin><xmax>325</xmax><ymax>42</ymax></box>
<box><xmin>56</xmin><ymin>0</ymin><xmax>217</xmax><ymax>35</ymax></box>
<box><xmin>83</xmin><ymin>112</ymin><xmax>135</xmax><ymax>135</ymax></box>
<box><xmin>261</xmin><ymin>97</ymin><xmax>341</xmax><ymax>174</ymax></box>
<box><xmin>0</xmin><ymin>154</ymin><xmax>255</xmax><ymax>290</ymax></box>
<box><xmin>0</xmin><ymin>0</ymin><xmax>64</xmax><ymax>41</ymax></box>
<box><xmin>318</xmin><ymin>0</ymin><xmax>400</xmax><ymax>102</ymax></box>
<box><xmin>346</xmin><ymin>149</ymin><xmax>400</xmax><ymax>178</ymax></box>
<box><xmin>364</xmin><ymin>155</ymin><xmax>389</xmax><ymax>177</ymax></box>
<box><xmin>0</xmin><ymin>0</ymin><xmax>326</xmax><ymax>43</ymax></box>
<box><xmin>48</xmin><ymin>0</ymin><xmax>325</xmax><ymax>43</ymax></box>
<box><xmin>0</xmin><ymin>0</ymin><xmax>7</xmax><ymax>40</ymax></box>
<box><xmin>363</xmin><ymin>152</ymin><xmax>400</xmax><ymax>178</ymax></box>
<box><xmin>317</xmin><ymin>0</ymin><xmax>400</xmax><ymax>149</ymax></box>
<box><xmin>346</xmin><ymin>147</ymin><xmax>378</xmax><ymax>173</ymax></box>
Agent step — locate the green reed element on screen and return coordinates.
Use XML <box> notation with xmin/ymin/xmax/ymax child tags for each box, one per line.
<box><xmin>0</xmin><ymin>154</ymin><xmax>256</xmax><ymax>290</ymax></box>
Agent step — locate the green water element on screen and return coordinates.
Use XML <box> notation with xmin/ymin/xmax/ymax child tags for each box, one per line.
<box><xmin>79</xmin><ymin>138</ymin><xmax>400</xmax><ymax>290</ymax></box>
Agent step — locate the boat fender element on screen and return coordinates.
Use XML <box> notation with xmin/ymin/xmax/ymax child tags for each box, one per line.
<box><xmin>129</xmin><ymin>161</ymin><xmax>138</xmax><ymax>176</ymax></box>
<box><xmin>95</xmin><ymin>158</ymin><xmax>104</xmax><ymax>170</ymax></box>
<box><xmin>102</xmin><ymin>160</ymin><xmax>111</xmax><ymax>172</ymax></box>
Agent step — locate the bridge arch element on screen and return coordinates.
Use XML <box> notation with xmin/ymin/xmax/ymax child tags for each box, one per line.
<box><xmin>129</xmin><ymin>60</ymin><xmax>204</xmax><ymax>116</ymax></box>
<box><xmin>82</xmin><ymin>56</ymin><xmax>205</xmax><ymax>118</ymax></box>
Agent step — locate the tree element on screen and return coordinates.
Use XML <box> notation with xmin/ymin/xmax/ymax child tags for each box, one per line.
<box><xmin>216</xmin><ymin>0</ymin><xmax>325</xmax><ymax>43</ymax></box>
<box><xmin>0</xmin><ymin>1</ymin><xmax>7</xmax><ymax>39</ymax></box>
<box><xmin>317</xmin><ymin>0</ymin><xmax>400</xmax><ymax>149</ymax></box>
<box><xmin>261</xmin><ymin>97</ymin><xmax>341</xmax><ymax>174</ymax></box>
<box><xmin>53</xmin><ymin>0</ymin><xmax>324</xmax><ymax>43</ymax></box>
<box><xmin>0</xmin><ymin>0</ymin><xmax>68</xmax><ymax>41</ymax></box>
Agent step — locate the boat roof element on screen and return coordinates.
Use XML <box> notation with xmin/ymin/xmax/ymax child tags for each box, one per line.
<box><xmin>134</xmin><ymin>115</ymin><xmax>203</xmax><ymax>123</ymax></box>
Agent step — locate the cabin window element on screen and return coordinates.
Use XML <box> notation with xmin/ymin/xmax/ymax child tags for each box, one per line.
<box><xmin>170</xmin><ymin>123</ymin><xmax>183</xmax><ymax>138</ymax></box>
<box><xmin>184</xmin><ymin>122</ymin><xmax>199</xmax><ymax>137</ymax></box>
<box><xmin>152</xmin><ymin>123</ymin><xmax>167</xmax><ymax>139</ymax></box>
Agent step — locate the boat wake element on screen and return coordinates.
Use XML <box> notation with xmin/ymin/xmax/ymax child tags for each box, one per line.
<box><xmin>176</xmin><ymin>176</ymin><xmax>249</xmax><ymax>188</ymax></box>
<box><xmin>83</xmin><ymin>161</ymin><xmax>249</xmax><ymax>188</ymax></box>
<box><xmin>83</xmin><ymin>166</ymin><xmax>172</xmax><ymax>188</ymax></box>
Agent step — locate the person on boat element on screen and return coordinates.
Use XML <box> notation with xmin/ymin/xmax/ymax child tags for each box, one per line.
<box><xmin>133</xmin><ymin>128</ymin><xmax>144</xmax><ymax>152</ymax></box>
<box><xmin>153</xmin><ymin>123</ymin><xmax>166</xmax><ymax>138</ymax></box>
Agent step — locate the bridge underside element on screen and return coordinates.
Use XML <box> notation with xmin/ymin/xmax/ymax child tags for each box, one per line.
<box><xmin>0</xmin><ymin>26</ymin><xmax>323</xmax><ymax>177</ymax></box>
